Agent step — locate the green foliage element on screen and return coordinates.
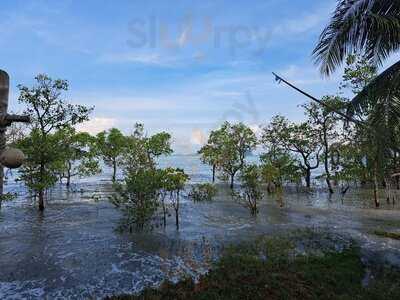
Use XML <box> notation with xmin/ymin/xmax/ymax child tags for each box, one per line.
<box><xmin>145</xmin><ymin>132</ymin><xmax>173</xmax><ymax>159</ymax></box>
<box><xmin>198</xmin><ymin>144</ymin><xmax>220</xmax><ymax>182</ymax></box>
<box><xmin>0</xmin><ymin>192</ymin><xmax>17</xmax><ymax>210</ymax></box>
<box><xmin>111</xmin><ymin>124</ymin><xmax>179</xmax><ymax>231</ymax></box>
<box><xmin>338</xmin><ymin>54</ymin><xmax>395</xmax><ymax>197</ymax></box>
<box><xmin>53</xmin><ymin>126</ymin><xmax>100</xmax><ymax>186</ymax></box>
<box><xmin>260</xmin><ymin>162</ymin><xmax>279</xmax><ymax>184</ymax></box>
<box><xmin>341</xmin><ymin>53</ymin><xmax>378</xmax><ymax>119</ymax></box>
<box><xmin>198</xmin><ymin>144</ymin><xmax>219</xmax><ymax>165</ymax></box>
<box><xmin>261</xmin><ymin>116</ymin><xmax>320</xmax><ymax>188</ymax></box>
<box><xmin>161</xmin><ymin>167</ymin><xmax>189</xmax><ymax>230</ymax></box>
<box><xmin>0</xmin><ymin>192</ymin><xmax>16</xmax><ymax>202</ymax></box>
<box><xmin>303</xmin><ymin>95</ymin><xmax>346</xmax><ymax>193</ymax></box>
<box><xmin>122</xmin><ymin>123</ymin><xmax>172</xmax><ymax>173</ymax></box>
<box><xmin>189</xmin><ymin>183</ymin><xmax>217</xmax><ymax>202</ymax></box>
<box><xmin>313</xmin><ymin>1</ymin><xmax>400</xmax><ymax>198</ymax></box>
<box><xmin>111</xmin><ymin>168</ymin><xmax>187</xmax><ymax>232</ymax></box>
<box><xmin>161</xmin><ymin>168</ymin><xmax>189</xmax><ymax>192</ymax></box>
<box><xmin>313</xmin><ymin>0</ymin><xmax>400</xmax><ymax>134</ymax></box>
<box><xmin>303</xmin><ymin>96</ymin><xmax>345</xmax><ymax>129</ymax></box>
<box><xmin>331</xmin><ymin>143</ymin><xmax>368</xmax><ymax>186</ymax></box>
<box><xmin>96</xmin><ymin>128</ymin><xmax>127</xmax><ymax>181</ymax></box>
<box><xmin>372</xmin><ymin>230</ymin><xmax>400</xmax><ymax>240</ymax></box>
<box><xmin>18</xmin><ymin>126</ymin><xmax>100</xmax><ymax>192</ymax></box>
<box><xmin>18</xmin><ymin>74</ymin><xmax>92</xmax><ymax>131</ymax></box>
<box><xmin>17</xmin><ymin>129</ymin><xmax>61</xmax><ymax>193</ymax></box>
<box><xmin>201</xmin><ymin>122</ymin><xmax>257</xmax><ymax>189</ymax></box>
<box><xmin>110</xmin><ymin>168</ymin><xmax>163</xmax><ymax>231</ymax></box>
<box><xmin>264</xmin><ymin>52</ymin><xmax>399</xmax><ymax>196</ymax></box>
<box><xmin>312</xmin><ymin>0</ymin><xmax>400</xmax><ymax>76</ymax></box>
<box><xmin>233</xmin><ymin>164</ymin><xmax>263</xmax><ymax>215</ymax></box>
<box><xmin>260</xmin><ymin>148</ymin><xmax>302</xmax><ymax>188</ymax></box>
<box><xmin>340</xmin><ymin>54</ymin><xmax>378</xmax><ymax>95</ymax></box>
<box><xmin>16</xmin><ymin>74</ymin><xmax>92</xmax><ymax>210</ymax></box>
<box><xmin>108</xmin><ymin>235</ymin><xmax>400</xmax><ymax>300</ymax></box>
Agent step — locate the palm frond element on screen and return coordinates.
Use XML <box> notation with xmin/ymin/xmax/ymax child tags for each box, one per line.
<box><xmin>369</xmin><ymin>95</ymin><xmax>400</xmax><ymax>126</ymax></box>
<box><xmin>313</xmin><ymin>0</ymin><xmax>400</xmax><ymax>76</ymax></box>
<box><xmin>348</xmin><ymin>59</ymin><xmax>400</xmax><ymax>116</ymax></box>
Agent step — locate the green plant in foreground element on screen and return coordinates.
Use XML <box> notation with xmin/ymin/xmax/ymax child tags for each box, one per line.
<box><xmin>373</xmin><ymin>230</ymin><xmax>400</xmax><ymax>240</ymax></box>
<box><xmin>188</xmin><ymin>183</ymin><xmax>217</xmax><ymax>202</ymax></box>
<box><xmin>0</xmin><ymin>192</ymin><xmax>16</xmax><ymax>210</ymax></box>
<box><xmin>110</xmin><ymin>168</ymin><xmax>162</xmax><ymax>231</ymax></box>
<box><xmin>162</xmin><ymin>168</ymin><xmax>189</xmax><ymax>230</ymax></box>
<box><xmin>233</xmin><ymin>164</ymin><xmax>264</xmax><ymax>216</ymax></box>
<box><xmin>105</xmin><ymin>235</ymin><xmax>400</xmax><ymax>300</ymax></box>
<box><xmin>111</xmin><ymin>123</ymin><xmax>175</xmax><ymax>231</ymax></box>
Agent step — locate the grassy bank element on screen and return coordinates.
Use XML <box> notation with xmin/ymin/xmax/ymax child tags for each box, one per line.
<box><xmin>373</xmin><ymin>230</ymin><xmax>400</xmax><ymax>240</ymax></box>
<box><xmin>106</xmin><ymin>233</ymin><xmax>400</xmax><ymax>300</ymax></box>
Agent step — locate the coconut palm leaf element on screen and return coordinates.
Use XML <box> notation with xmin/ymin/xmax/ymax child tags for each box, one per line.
<box><xmin>313</xmin><ymin>0</ymin><xmax>400</xmax><ymax>76</ymax></box>
<box><xmin>369</xmin><ymin>95</ymin><xmax>400</xmax><ymax>126</ymax></box>
<box><xmin>314</xmin><ymin>0</ymin><xmax>400</xmax><ymax>124</ymax></box>
<box><xmin>348</xmin><ymin>59</ymin><xmax>400</xmax><ymax>116</ymax></box>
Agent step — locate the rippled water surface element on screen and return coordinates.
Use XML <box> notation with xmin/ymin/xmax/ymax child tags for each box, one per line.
<box><xmin>1</xmin><ymin>155</ymin><xmax>400</xmax><ymax>299</ymax></box>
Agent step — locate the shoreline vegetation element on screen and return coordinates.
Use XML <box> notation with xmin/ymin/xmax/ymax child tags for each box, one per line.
<box><xmin>373</xmin><ymin>230</ymin><xmax>400</xmax><ymax>240</ymax></box>
<box><xmin>105</xmin><ymin>231</ymin><xmax>400</xmax><ymax>300</ymax></box>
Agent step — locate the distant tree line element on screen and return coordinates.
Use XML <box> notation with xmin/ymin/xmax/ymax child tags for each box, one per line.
<box><xmin>199</xmin><ymin>54</ymin><xmax>400</xmax><ymax>209</ymax></box>
<box><xmin>4</xmin><ymin>55</ymin><xmax>399</xmax><ymax>224</ymax></box>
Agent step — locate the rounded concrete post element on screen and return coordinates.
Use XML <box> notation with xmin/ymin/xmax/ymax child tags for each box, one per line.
<box><xmin>0</xmin><ymin>70</ymin><xmax>9</xmax><ymax>197</ymax></box>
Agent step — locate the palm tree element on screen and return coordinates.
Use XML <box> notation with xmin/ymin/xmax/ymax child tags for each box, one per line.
<box><xmin>313</xmin><ymin>0</ymin><xmax>400</xmax><ymax>115</ymax></box>
<box><xmin>313</xmin><ymin>0</ymin><xmax>400</xmax><ymax>207</ymax></box>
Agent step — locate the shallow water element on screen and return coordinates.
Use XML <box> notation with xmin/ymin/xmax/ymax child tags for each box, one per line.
<box><xmin>1</xmin><ymin>155</ymin><xmax>400</xmax><ymax>299</ymax></box>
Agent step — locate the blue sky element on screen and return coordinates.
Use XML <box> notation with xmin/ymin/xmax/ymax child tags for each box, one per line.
<box><xmin>1</xmin><ymin>0</ymin><xmax>345</xmax><ymax>153</ymax></box>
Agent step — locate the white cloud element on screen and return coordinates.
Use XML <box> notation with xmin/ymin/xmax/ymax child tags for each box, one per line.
<box><xmin>249</xmin><ymin>124</ymin><xmax>262</xmax><ymax>135</ymax></box>
<box><xmin>71</xmin><ymin>94</ymin><xmax>187</xmax><ymax>114</ymax></box>
<box><xmin>95</xmin><ymin>97</ymin><xmax>180</xmax><ymax>111</ymax></box>
<box><xmin>76</xmin><ymin>117</ymin><xmax>117</xmax><ymax>135</ymax></box>
<box><xmin>262</xmin><ymin>2</ymin><xmax>335</xmax><ymax>47</ymax></box>
<box><xmin>273</xmin><ymin>13</ymin><xmax>325</xmax><ymax>36</ymax></box>
<box><xmin>0</xmin><ymin>10</ymin><xmax>96</xmax><ymax>54</ymax></box>
<box><xmin>67</xmin><ymin>64</ymin><xmax>339</xmax><ymax>153</ymax></box>
<box><xmin>98</xmin><ymin>52</ymin><xmax>177</xmax><ymax>67</ymax></box>
<box><xmin>279</xmin><ymin>64</ymin><xmax>331</xmax><ymax>85</ymax></box>
<box><xmin>190</xmin><ymin>128</ymin><xmax>207</xmax><ymax>145</ymax></box>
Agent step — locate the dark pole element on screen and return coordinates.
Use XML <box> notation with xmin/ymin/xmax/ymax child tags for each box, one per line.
<box><xmin>272</xmin><ymin>72</ymin><xmax>363</xmax><ymax>126</ymax></box>
<box><xmin>0</xmin><ymin>70</ymin><xmax>9</xmax><ymax>198</ymax></box>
